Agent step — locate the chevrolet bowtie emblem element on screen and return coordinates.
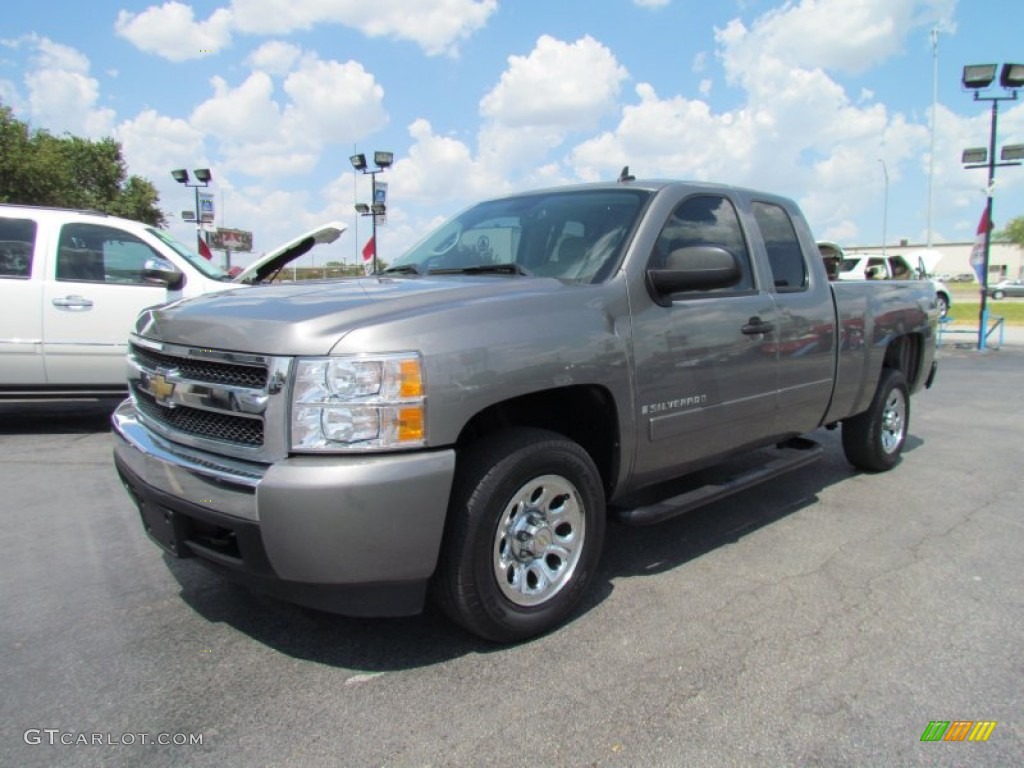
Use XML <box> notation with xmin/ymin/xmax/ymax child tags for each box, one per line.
<box><xmin>149</xmin><ymin>373</ymin><xmax>176</xmax><ymax>406</ymax></box>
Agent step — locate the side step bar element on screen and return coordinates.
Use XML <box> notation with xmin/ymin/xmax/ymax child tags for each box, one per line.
<box><xmin>615</xmin><ymin>437</ymin><xmax>823</xmax><ymax>526</ymax></box>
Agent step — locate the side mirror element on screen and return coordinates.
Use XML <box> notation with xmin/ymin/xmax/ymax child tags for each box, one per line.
<box><xmin>142</xmin><ymin>257</ymin><xmax>184</xmax><ymax>290</ymax></box>
<box><xmin>647</xmin><ymin>245</ymin><xmax>741</xmax><ymax>304</ymax></box>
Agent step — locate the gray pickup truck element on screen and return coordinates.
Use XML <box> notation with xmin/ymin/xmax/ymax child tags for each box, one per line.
<box><xmin>113</xmin><ymin>180</ymin><xmax>938</xmax><ymax>642</ymax></box>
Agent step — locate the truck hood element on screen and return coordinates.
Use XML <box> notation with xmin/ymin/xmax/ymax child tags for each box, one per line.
<box><xmin>135</xmin><ymin>275</ymin><xmax>574</xmax><ymax>356</ymax></box>
<box><xmin>231</xmin><ymin>222</ymin><xmax>346</xmax><ymax>284</ymax></box>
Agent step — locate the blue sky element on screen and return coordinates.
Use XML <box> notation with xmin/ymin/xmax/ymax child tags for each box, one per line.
<box><xmin>3</xmin><ymin>0</ymin><xmax>1024</xmax><ymax>268</ymax></box>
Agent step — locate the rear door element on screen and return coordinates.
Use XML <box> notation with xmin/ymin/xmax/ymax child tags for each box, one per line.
<box><xmin>747</xmin><ymin>198</ymin><xmax>836</xmax><ymax>435</ymax></box>
<box><xmin>41</xmin><ymin>221</ymin><xmax>171</xmax><ymax>385</ymax></box>
<box><xmin>629</xmin><ymin>192</ymin><xmax>780</xmax><ymax>485</ymax></box>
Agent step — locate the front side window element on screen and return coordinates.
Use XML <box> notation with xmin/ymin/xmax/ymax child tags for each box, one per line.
<box><xmin>649</xmin><ymin>195</ymin><xmax>755</xmax><ymax>294</ymax></box>
<box><xmin>0</xmin><ymin>217</ymin><xmax>36</xmax><ymax>279</ymax></box>
<box><xmin>56</xmin><ymin>223</ymin><xmax>165</xmax><ymax>285</ymax></box>
<box><xmin>752</xmin><ymin>201</ymin><xmax>808</xmax><ymax>292</ymax></box>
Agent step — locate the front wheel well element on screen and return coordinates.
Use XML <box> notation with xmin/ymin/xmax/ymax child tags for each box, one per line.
<box><xmin>454</xmin><ymin>386</ymin><xmax>620</xmax><ymax>498</ymax></box>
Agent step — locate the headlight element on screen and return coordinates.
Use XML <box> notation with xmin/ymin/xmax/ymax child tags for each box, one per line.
<box><xmin>290</xmin><ymin>353</ymin><xmax>426</xmax><ymax>452</ymax></box>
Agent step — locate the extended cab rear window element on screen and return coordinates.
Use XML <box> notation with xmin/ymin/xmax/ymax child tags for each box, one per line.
<box><xmin>752</xmin><ymin>202</ymin><xmax>808</xmax><ymax>292</ymax></box>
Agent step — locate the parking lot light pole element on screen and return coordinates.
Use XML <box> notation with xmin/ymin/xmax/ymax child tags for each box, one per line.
<box><xmin>350</xmin><ymin>152</ymin><xmax>393</xmax><ymax>274</ymax></box>
<box><xmin>171</xmin><ymin>168</ymin><xmax>213</xmax><ymax>253</ymax></box>
<box><xmin>961</xmin><ymin>63</ymin><xmax>1024</xmax><ymax>351</ymax></box>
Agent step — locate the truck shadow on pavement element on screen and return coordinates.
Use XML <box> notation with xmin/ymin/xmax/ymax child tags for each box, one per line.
<box><xmin>0</xmin><ymin>398</ymin><xmax>121</xmax><ymax>434</ymax></box>
<box><xmin>168</xmin><ymin>427</ymin><xmax>925</xmax><ymax>670</ymax></box>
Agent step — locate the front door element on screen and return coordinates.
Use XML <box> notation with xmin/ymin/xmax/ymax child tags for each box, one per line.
<box><xmin>629</xmin><ymin>193</ymin><xmax>780</xmax><ymax>486</ymax></box>
<box><xmin>42</xmin><ymin>222</ymin><xmax>170</xmax><ymax>385</ymax></box>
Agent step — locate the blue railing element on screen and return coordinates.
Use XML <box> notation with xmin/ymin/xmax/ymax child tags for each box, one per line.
<box><xmin>937</xmin><ymin>314</ymin><xmax>1005</xmax><ymax>349</ymax></box>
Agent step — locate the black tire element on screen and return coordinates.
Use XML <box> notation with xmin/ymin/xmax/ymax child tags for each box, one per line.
<box><xmin>842</xmin><ymin>368</ymin><xmax>909</xmax><ymax>472</ymax></box>
<box><xmin>992</xmin><ymin>290</ymin><xmax>1005</xmax><ymax>300</ymax></box>
<box><xmin>432</xmin><ymin>428</ymin><xmax>605</xmax><ymax>643</ymax></box>
<box><xmin>936</xmin><ymin>293</ymin><xmax>949</xmax><ymax>318</ymax></box>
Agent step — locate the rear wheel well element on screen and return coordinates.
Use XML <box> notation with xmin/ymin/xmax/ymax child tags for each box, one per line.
<box><xmin>882</xmin><ymin>333</ymin><xmax>923</xmax><ymax>389</ymax></box>
<box><xmin>455</xmin><ymin>386</ymin><xmax>620</xmax><ymax>498</ymax></box>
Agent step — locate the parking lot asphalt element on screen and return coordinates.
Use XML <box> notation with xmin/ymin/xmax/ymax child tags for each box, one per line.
<box><xmin>1</xmin><ymin>340</ymin><xmax>1022</xmax><ymax>767</ymax></box>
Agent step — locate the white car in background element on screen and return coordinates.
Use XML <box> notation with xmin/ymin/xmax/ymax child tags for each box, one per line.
<box><xmin>817</xmin><ymin>241</ymin><xmax>951</xmax><ymax>318</ymax></box>
<box><xmin>0</xmin><ymin>204</ymin><xmax>344</xmax><ymax>399</ymax></box>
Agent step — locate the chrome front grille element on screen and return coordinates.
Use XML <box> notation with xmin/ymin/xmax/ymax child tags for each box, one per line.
<box><xmin>130</xmin><ymin>344</ymin><xmax>269</xmax><ymax>388</ymax></box>
<box><xmin>127</xmin><ymin>337</ymin><xmax>292</xmax><ymax>462</ymax></box>
<box><xmin>133</xmin><ymin>389</ymin><xmax>264</xmax><ymax>446</ymax></box>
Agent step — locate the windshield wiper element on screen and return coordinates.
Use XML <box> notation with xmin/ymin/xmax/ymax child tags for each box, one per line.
<box><xmin>428</xmin><ymin>263</ymin><xmax>532</xmax><ymax>276</ymax></box>
<box><xmin>380</xmin><ymin>264</ymin><xmax>421</xmax><ymax>275</ymax></box>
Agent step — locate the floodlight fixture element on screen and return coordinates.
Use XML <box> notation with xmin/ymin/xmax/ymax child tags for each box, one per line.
<box><xmin>373</xmin><ymin>151</ymin><xmax>394</xmax><ymax>169</ymax></box>
<box><xmin>962</xmin><ymin>64</ymin><xmax>997</xmax><ymax>89</ymax></box>
<box><xmin>171</xmin><ymin>169</ymin><xmax>189</xmax><ymax>184</ymax></box>
<box><xmin>181</xmin><ymin>210</ymin><xmax>196</xmax><ymax>221</ymax></box>
<box><xmin>371</xmin><ymin>203</ymin><xmax>386</xmax><ymax>215</ymax></box>
<box><xmin>999</xmin><ymin>63</ymin><xmax>1024</xmax><ymax>89</ymax></box>
<box><xmin>962</xmin><ymin>147</ymin><xmax>988</xmax><ymax>164</ymax></box>
<box><xmin>1001</xmin><ymin>144</ymin><xmax>1024</xmax><ymax>162</ymax></box>
<box><xmin>350</xmin><ymin>154</ymin><xmax>367</xmax><ymax>171</ymax></box>
<box><xmin>354</xmin><ymin>203</ymin><xmax>370</xmax><ymax>214</ymax></box>
<box><xmin>193</xmin><ymin>168</ymin><xmax>212</xmax><ymax>183</ymax></box>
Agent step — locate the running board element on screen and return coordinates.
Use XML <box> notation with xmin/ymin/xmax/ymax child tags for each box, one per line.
<box><xmin>615</xmin><ymin>437</ymin><xmax>823</xmax><ymax>526</ymax></box>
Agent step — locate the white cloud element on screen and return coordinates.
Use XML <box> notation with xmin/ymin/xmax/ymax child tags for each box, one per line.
<box><xmin>115</xmin><ymin>2</ymin><xmax>233</xmax><ymax>62</ymax></box>
<box><xmin>216</xmin><ymin>143</ymin><xmax>320</xmax><ymax>178</ymax></box>
<box><xmin>13</xmin><ymin>36</ymin><xmax>116</xmax><ymax>138</ymax></box>
<box><xmin>116</xmin><ymin>109</ymin><xmax>207</xmax><ymax>182</ymax></box>
<box><xmin>281</xmin><ymin>57</ymin><xmax>388</xmax><ymax>144</ymax></box>
<box><xmin>227</xmin><ymin>0</ymin><xmax>497</xmax><ymax>56</ymax></box>
<box><xmin>718</xmin><ymin>0</ymin><xmax>955</xmax><ymax>80</ymax></box>
<box><xmin>480</xmin><ymin>35</ymin><xmax>628</xmax><ymax>130</ymax></box>
<box><xmin>634</xmin><ymin>0</ymin><xmax>670</xmax><ymax>6</ymax></box>
<box><xmin>389</xmin><ymin>118</ymin><xmax>506</xmax><ymax>203</ymax></box>
<box><xmin>183</xmin><ymin>53</ymin><xmax>386</xmax><ymax>181</ymax></box>
<box><xmin>246</xmin><ymin>40</ymin><xmax>302</xmax><ymax>75</ymax></box>
<box><xmin>191</xmin><ymin>73</ymin><xmax>282</xmax><ymax>143</ymax></box>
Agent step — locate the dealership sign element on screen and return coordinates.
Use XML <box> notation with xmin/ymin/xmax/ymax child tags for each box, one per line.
<box><xmin>210</xmin><ymin>228</ymin><xmax>253</xmax><ymax>253</ymax></box>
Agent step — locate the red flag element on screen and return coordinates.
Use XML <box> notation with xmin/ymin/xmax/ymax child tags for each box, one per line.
<box><xmin>198</xmin><ymin>233</ymin><xmax>213</xmax><ymax>261</ymax></box>
<box><xmin>969</xmin><ymin>207</ymin><xmax>991</xmax><ymax>284</ymax></box>
<box><xmin>361</xmin><ymin>236</ymin><xmax>375</xmax><ymax>275</ymax></box>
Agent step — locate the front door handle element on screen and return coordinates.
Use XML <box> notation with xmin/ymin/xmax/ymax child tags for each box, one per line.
<box><xmin>741</xmin><ymin>317</ymin><xmax>774</xmax><ymax>335</ymax></box>
<box><xmin>52</xmin><ymin>295</ymin><xmax>94</xmax><ymax>310</ymax></box>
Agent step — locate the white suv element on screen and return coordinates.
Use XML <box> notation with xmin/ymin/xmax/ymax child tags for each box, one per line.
<box><xmin>0</xmin><ymin>205</ymin><xmax>343</xmax><ymax>398</ymax></box>
<box><xmin>817</xmin><ymin>242</ymin><xmax>952</xmax><ymax>318</ymax></box>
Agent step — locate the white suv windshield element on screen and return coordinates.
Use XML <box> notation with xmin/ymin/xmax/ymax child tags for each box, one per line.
<box><xmin>148</xmin><ymin>228</ymin><xmax>230</xmax><ymax>281</ymax></box>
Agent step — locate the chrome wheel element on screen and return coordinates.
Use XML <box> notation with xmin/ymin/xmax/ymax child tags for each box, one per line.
<box><xmin>493</xmin><ymin>474</ymin><xmax>585</xmax><ymax>607</ymax></box>
<box><xmin>880</xmin><ymin>387</ymin><xmax>907</xmax><ymax>455</ymax></box>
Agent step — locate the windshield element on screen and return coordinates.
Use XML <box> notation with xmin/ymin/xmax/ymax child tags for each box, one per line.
<box><xmin>389</xmin><ymin>189</ymin><xmax>652</xmax><ymax>282</ymax></box>
<box><xmin>147</xmin><ymin>228</ymin><xmax>230</xmax><ymax>281</ymax></box>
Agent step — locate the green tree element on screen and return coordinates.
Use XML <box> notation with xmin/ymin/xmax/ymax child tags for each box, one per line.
<box><xmin>999</xmin><ymin>215</ymin><xmax>1024</xmax><ymax>250</ymax></box>
<box><xmin>0</xmin><ymin>103</ymin><xmax>165</xmax><ymax>226</ymax></box>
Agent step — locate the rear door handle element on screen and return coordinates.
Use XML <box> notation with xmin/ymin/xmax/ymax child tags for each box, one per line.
<box><xmin>52</xmin><ymin>295</ymin><xmax>94</xmax><ymax>310</ymax></box>
<box><xmin>741</xmin><ymin>318</ymin><xmax>774</xmax><ymax>335</ymax></box>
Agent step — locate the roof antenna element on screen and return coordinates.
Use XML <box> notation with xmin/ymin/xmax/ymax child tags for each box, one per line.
<box><xmin>617</xmin><ymin>165</ymin><xmax>635</xmax><ymax>183</ymax></box>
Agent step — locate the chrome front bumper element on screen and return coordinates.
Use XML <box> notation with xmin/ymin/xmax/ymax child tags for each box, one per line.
<box><xmin>112</xmin><ymin>400</ymin><xmax>456</xmax><ymax>612</ymax></box>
